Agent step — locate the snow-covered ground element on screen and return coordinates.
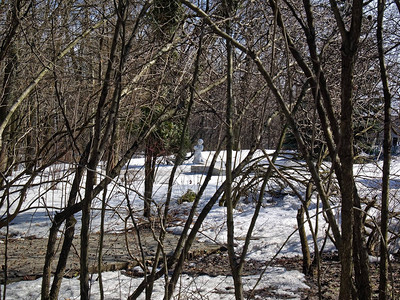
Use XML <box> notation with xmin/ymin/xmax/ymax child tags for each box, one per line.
<box><xmin>1</xmin><ymin>150</ymin><xmax>399</xmax><ymax>299</ymax></box>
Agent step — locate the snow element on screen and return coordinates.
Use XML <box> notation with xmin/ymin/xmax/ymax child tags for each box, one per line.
<box><xmin>1</xmin><ymin>150</ymin><xmax>399</xmax><ymax>299</ymax></box>
<box><xmin>4</xmin><ymin>269</ymin><xmax>309</xmax><ymax>300</ymax></box>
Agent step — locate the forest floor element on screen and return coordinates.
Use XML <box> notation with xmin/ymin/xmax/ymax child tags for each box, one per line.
<box><xmin>1</xmin><ymin>232</ymin><xmax>399</xmax><ymax>299</ymax></box>
<box><xmin>180</xmin><ymin>250</ymin><xmax>400</xmax><ymax>299</ymax></box>
<box><xmin>0</xmin><ymin>230</ymin><xmax>222</xmax><ymax>283</ymax></box>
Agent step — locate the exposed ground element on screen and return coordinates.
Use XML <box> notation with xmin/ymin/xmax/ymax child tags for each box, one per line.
<box><xmin>0</xmin><ymin>229</ymin><xmax>222</xmax><ymax>283</ymax></box>
<box><xmin>1</xmin><ymin>232</ymin><xmax>399</xmax><ymax>299</ymax></box>
<box><xmin>181</xmin><ymin>251</ymin><xmax>400</xmax><ymax>299</ymax></box>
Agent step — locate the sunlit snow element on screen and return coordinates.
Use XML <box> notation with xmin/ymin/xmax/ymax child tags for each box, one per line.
<box><xmin>1</xmin><ymin>150</ymin><xmax>399</xmax><ymax>299</ymax></box>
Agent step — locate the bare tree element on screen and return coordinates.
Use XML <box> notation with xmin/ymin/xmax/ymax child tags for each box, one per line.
<box><xmin>178</xmin><ymin>1</ymin><xmax>378</xmax><ymax>299</ymax></box>
<box><xmin>1</xmin><ymin>0</ymin><xmax>399</xmax><ymax>299</ymax></box>
<box><xmin>377</xmin><ymin>0</ymin><xmax>392</xmax><ymax>298</ymax></box>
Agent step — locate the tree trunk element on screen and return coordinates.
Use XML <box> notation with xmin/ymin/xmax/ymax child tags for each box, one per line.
<box><xmin>49</xmin><ymin>216</ymin><xmax>76</xmax><ymax>300</ymax></box>
<box><xmin>328</xmin><ymin>1</ymin><xmax>365</xmax><ymax>298</ymax></box>
<box><xmin>377</xmin><ymin>0</ymin><xmax>392</xmax><ymax>298</ymax></box>
<box><xmin>337</xmin><ymin>46</ymin><xmax>356</xmax><ymax>300</ymax></box>
<box><xmin>297</xmin><ymin>205</ymin><xmax>312</xmax><ymax>275</ymax></box>
<box><xmin>223</xmin><ymin>0</ymin><xmax>243</xmax><ymax>298</ymax></box>
<box><xmin>144</xmin><ymin>147</ymin><xmax>156</xmax><ymax>218</ymax></box>
<box><xmin>80</xmin><ymin>2</ymin><xmax>124</xmax><ymax>296</ymax></box>
<box><xmin>353</xmin><ymin>190</ymin><xmax>372</xmax><ymax>299</ymax></box>
<box><xmin>41</xmin><ymin>141</ymin><xmax>90</xmax><ymax>300</ymax></box>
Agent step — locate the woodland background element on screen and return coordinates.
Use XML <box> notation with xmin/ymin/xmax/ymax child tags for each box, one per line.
<box><xmin>0</xmin><ymin>0</ymin><xmax>400</xmax><ymax>299</ymax></box>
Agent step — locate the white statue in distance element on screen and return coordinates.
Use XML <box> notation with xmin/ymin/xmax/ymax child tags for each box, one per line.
<box><xmin>193</xmin><ymin>139</ymin><xmax>204</xmax><ymax>164</ymax></box>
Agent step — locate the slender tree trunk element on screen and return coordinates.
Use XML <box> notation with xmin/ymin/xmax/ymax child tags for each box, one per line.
<box><xmin>353</xmin><ymin>190</ymin><xmax>372</xmax><ymax>299</ymax></box>
<box><xmin>49</xmin><ymin>217</ymin><xmax>76</xmax><ymax>300</ymax></box>
<box><xmin>164</xmin><ymin>20</ymin><xmax>205</xmax><ymax>298</ymax></box>
<box><xmin>97</xmin><ymin>184</ymin><xmax>107</xmax><ymax>300</ymax></box>
<box><xmin>377</xmin><ymin>0</ymin><xmax>392</xmax><ymax>298</ymax></box>
<box><xmin>328</xmin><ymin>1</ymin><xmax>365</xmax><ymax>298</ymax></box>
<box><xmin>223</xmin><ymin>0</ymin><xmax>243</xmax><ymax>298</ymax></box>
<box><xmin>80</xmin><ymin>2</ymin><xmax>124</xmax><ymax>297</ymax></box>
<box><xmin>298</xmin><ymin>203</ymin><xmax>312</xmax><ymax>275</ymax></box>
<box><xmin>144</xmin><ymin>147</ymin><xmax>155</xmax><ymax>218</ymax></box>
<box><xmin>41</xmin><ymin>141</ymin><xmax>90</xmax><ymax>300</ymax></box>
<box><xmin>337</xmin><ymin>44</ymin><xmax>356</xmax><ymax>300</ymax></box>
<box><xmin>80</xmin><ymin>160</ymin><xmax>97</xmax><ymax>299</ymax></box>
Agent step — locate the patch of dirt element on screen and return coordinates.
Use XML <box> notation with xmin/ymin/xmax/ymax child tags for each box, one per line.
<box><xmin>182</xmin><ymin>250</ymin><xmax>400</xmax><ymax>299</ymax></box>
<box><xmin>1</xmin><ymin>232</ymin><xmax>399</xmax><ymax>299</ymax></box>
<box><xmin>0</xmin><ymin>230</ymin><xmax>222</xmax><ymax>284</ymax></box>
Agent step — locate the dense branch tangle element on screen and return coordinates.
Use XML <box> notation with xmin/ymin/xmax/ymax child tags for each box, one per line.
<box><xmin>0</xmin><ymin>1</ymin><xmax>398</xmax><ymax>299</ymax></box>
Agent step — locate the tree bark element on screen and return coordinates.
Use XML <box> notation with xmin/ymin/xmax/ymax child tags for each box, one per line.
<box><xmin>80</xmin><ymin>2</ymin><xmax>125</xmax><ymax>297</ymax></box>
<box><xmin>377</xmin><ymin>0</ymin><xmax>392</xmax><ymax>298</ymax></box>
<box><xmin>144</xmin><ymin>147</ymin><xmax>156</xmax><ymax>218</ymax></box>
<box><xmin>328</xmin><ymin>1</ymin><xmax>366</xmax><ymax>298</ymax></box>
<box><xmin>164</xmin><ymin>19</ymin><xmax>204</xmax><ymax>298</ymax></box>
<box><xmin>41</xmin><ymin>140</ymin><xmax>91</xmax><ymax>300</ymax></box>
<box><xmin>338</xmin><ymin>51</ymin><xmax>356</xmax><ymax>300</ymax></box>
<box><xmin>298</xmin><ymin>204</ymin><xmax>312</xmax><ymax>275</ymax></box>
<box><xmin>49</xmin><ymin>217</ymin><xmax>76</xmax><ymax>300</ymax></box>
<box><xmin>353</xmin><ymin>190</ymin><xmax>372</xmax><ymax>299</ymax></box>
<box><xmin>222</xmin><ymin>0</ymin><xmax>243</xmax><ymax>298</ymax></box>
